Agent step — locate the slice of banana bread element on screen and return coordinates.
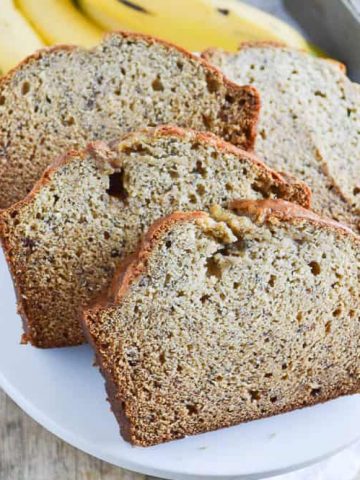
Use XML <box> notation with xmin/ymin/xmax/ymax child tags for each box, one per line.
<box><xmin>83</xmin><ymin>200</ymin><xmax>360</xmax><ymax>447</ymax></box>
<box><xmin>0</xmin><ymin>31</ymin><xmax>260</xmax><ymax>208</ymax></box>
<box><xmin>0</xmin><ymin>126</ymin><xmax>310</xmax><ymax>348</ymax></box>
<box><xmin>203</xmin><ymin>43</ymin><xmax>360</xmax><ymax>231</ymax></box>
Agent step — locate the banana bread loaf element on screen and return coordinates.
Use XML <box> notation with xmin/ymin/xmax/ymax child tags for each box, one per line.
<box><xmin>83</xmin><ymin>199</ymin><xmax>360</xmax><ymax>446</ymax></box>
<box><xmin>0</xmin><ymin>31</ymin><xmax>260</xmax><ymax>208</ymax></box>
<box><xmin>203</xmin><ymin>43</ymin><xmax>360</xmax><ymax>231</ymax></box>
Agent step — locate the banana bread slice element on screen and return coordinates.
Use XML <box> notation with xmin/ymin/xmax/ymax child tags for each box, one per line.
<box><xmin>83</xmin><ymin>199</ymin><xmax>360</xmax><ymax>447</ymax></box>
<box><xmin>0</xmin><ymin>31</ymin><xmax>260</xmax><ymax>208</ymax></box>
<box><xmin>203</xmin><ymin>43</ymin><xmax>360</xmax><ymax>231</ymax></box>
<box><xmin>0</xmin><ymin>126</ymin><xmax>310</xmax><ymax>348</ymax></box>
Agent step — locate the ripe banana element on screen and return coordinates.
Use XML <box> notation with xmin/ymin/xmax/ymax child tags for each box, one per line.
<box><xmin>77</xmin><ymin>0</ymin><xmax>314</xmax><ymax>53</ymax></box>
<box><xmin>15</xmin><ymin>0</ymin><xmax>104</xmax><ymax>47</ymax></box>
<box><xmin>0</xmin><ymin>0</ymin><xmax>44</xmax><ymax>73</ymax></box>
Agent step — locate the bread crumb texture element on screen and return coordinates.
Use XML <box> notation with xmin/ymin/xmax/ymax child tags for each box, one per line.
<box><xmin>84</xmin><ymin>200</ymin><xmax>360</xmax><ymax>446</ymax></box>
<box><xmin>0</xmin><ymin>31</ymin><xmax>259</xmax><ymax>208</ymax></box>
<box><xmin>203</xmin><ymin>44</ymin><xmax>360</xmax><ymax>231</ymax></box>
<box><xmin>0</xmin><ymin>127</ymin><xmax>309</xmax><ymax>347</ymax></box>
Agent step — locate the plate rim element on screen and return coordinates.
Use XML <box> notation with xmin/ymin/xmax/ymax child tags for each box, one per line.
<box><xmin>1</xmin><ymin>367</ymin><xmax>360</xmax><ymax>480</ymax></box>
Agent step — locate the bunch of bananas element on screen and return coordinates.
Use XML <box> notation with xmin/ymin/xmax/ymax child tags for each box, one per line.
<box><xmin>1</xmin><ymin>0</ymin><xmax>315</xmax><ymax>73</ymax></box>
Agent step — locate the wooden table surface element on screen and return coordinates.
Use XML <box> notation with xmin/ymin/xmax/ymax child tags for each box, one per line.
<box><xmin>0</xmin><ymin>388</ymin><xmax>158</xmax><ymax>480</ymax></box>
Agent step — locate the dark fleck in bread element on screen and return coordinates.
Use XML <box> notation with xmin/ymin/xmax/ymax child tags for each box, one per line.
<box><xmin>0</xmin><ymin>31</ymin><xmax>260</xmax><ymax>208</ymax></box>
<box><xmin>0</xmin><ymin>126</ymin><xmax>310</xmax><ymax>348</ymax></box>
<box><xmin>203</xmin><ymin>43</ymin><xmax>360</xmax><ymax>232</ymax></box>
<box><xmin>83</xmin><ymin>199</ymin><xmax>360</xmax><ymax>447</ymax></box>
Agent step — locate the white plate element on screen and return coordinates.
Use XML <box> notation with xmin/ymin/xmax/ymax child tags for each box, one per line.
<box><xmin>1</xmin><ymin>249</ymin><xmax>360</xmax><ymax>480</ymax></box>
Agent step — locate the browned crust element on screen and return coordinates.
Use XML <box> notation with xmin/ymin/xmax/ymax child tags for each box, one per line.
<box><xmin>0</xmin><ymin>30</ymin><xmax>260</xmax><ymax>152</ymax></box>
<box><xmin>83</xmin><ymin>202</ymin><xmax>359</xmax><ymax>446</ymax></box>
<box><xmin>229</xmin><ymin>199</ymin><xmax>358</xmax><ymax>237</ymax></box>
<box><xmin>0</xmin><ymin>147</ymin><xmax>90</xmax><ymax>347</ymax></box>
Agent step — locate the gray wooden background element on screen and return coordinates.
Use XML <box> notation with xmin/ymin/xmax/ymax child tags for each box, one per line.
<box><xmin>0</xmin><ymin>389</ymin><xmax>154</xmax><ymax>480</ymax></box>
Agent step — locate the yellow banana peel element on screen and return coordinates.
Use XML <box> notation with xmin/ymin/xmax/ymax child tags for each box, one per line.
<box><xmin>77</xmin><ymin>0</ymin><xmax>316</xmax><ymax>53</ymax></box>
<box><xmin>0</xmin><ymin>0</ymin><xmax>44</xmax><ymax>73</ymax></box>
<box><xmin>15</xmin><ymin>0</ymin><xmax>104</xmax><ymax>47</ymax></box>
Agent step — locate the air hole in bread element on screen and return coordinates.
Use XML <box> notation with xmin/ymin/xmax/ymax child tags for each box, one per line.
<box><xmin>202</xmin><ymin>114</ymin><xmax>213</xmax><ymax>129</ymax></box>
<box><xmin>310</xmin><ymin>387</ymin><xmax>321</xmax><ymax>397</ymax></box>
<box><xmin>21</xmin><ymin>82</ymin><xmax>30</xmax><ymax>95</ymax></box>
<box><xmin>249</xmin><ymin>390</ymin><xmax>260</xmax><ymax>402</ymax></box>
<box><xmin>190</xmin><ymin>142</ymin><xmax>200</xmax><ymax>150</ymax></box>
<box><xmin>309</xmin><ymin>261</ymin><xmax>321</xmax><ymax>276</ymax></box>
<box><xmin>64</xmin><ymin>116</ymin><xmax>75</xmax><ymax>126</ymax></box>
<box><xmin>268</xmin><ymin>274</ymin><xmax>276</xmax><ymax>287</ymax></box>
<box><xmin>107</xmin><ymin>170</ymin><xmax>128</xmax><ymax>202</ymax></box>
<box><xmin>176</xmin><ymin>60</ymin><xmax>184</xmax><ymax>71</ymax></box>
<box><xmin>205</xmin><ymin>256</ymin><xmax>222</xmax><ymax>280</ymax></box>
<box><xmin>188</xmin><ymin>194</ymin><xmax>197</xmax><ymax>204</ymax></box>
<box><xmin>325</xmin><ymin>321</ymin><xmax>331</xmax><ymax>334</ymax></box>
<box><xmin>151</xmin><ymin>77</ymin><xmax>164</xmax><ymax>92</ymax></box>
<box><xmin>349</xmin><ymin>309</ymin><xmax>355</xmax><ymax>318</ymax></box>
<box><xmin>259</xmin><ymin>129</ymin><xmax>267</xmax><ymax>140</ymax></box>
<box><xmin>192</xmin><ymin>160</ymin><xmax>207</xmax><ymax>177</ymax></box>
<box><xmin>353</xmin><ymin>187</ymin><xmax>360</xmax><ymax>196</ymax></box>
<box><xmin>114</xmin><ymin>88</ymin><xmax>121</xmax><ymax>96</ymax></box>
<box><xmin>205</xmin><ymin>74</ymin><xmax>220</xmax><ymax>94</ymax></box>
<box><xmin>170</xmin><ymin>170</ymin><xmax>179</xmax><ymax>179</ymax></box>
<box><xmin>186</xmin><ymin>404</ymin><xmax>198</xmax><ymax>415</ymax></box>
<box><xmin>225</xmin><ymin>182</ymin><xmax>233</xmax><ymax>192</ymax></box>
<box><xmin>0</xmin><ymin>95</ymin><xmax>5</xmax><ymax>106</ymax></box>
<box><xmin>103</xmin><ymin>231</ymin><xmax>110</xmax><ymax>240</ymax></box>
<box><xmin>159</xmin><ymin>352</ymin><xmax>166</xmax><ymax>365</ymax></box>
<box><xmin>165</xmin><ymin>240</ymin><xmax>172</xmax><ymax>249</ymax></box>
<box><xmin>200</xmin><ymin>294</ymin><xmax>210</xmax><ymax>303</ymax></box>
<box><xmin>196</xmin><ymin>184</ymin><xmax>205</xmax><ymax>196</ymax></box>
<box><xmin>126</xmin><ymin>348</ymin><xmax>139</xmax><ymax>367</ymax></box>
<box><xmin>264</xmin><ymin>372</ymin><xmax>273</xmax><ymax>378</ymax></box>
<box><xmin>225</xmin><ymin>94</ymin><xmax>235</xmax><ymax>104</ymax></box>
<box><xmin>270</xmin><ymin>396</ymin><xmax>277</xmax><ymax>403</ymax></box>
<box><xmin>333</xmin><ymin>307</ymin><xmax>342</xmax><ymax>317</ymax></box>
